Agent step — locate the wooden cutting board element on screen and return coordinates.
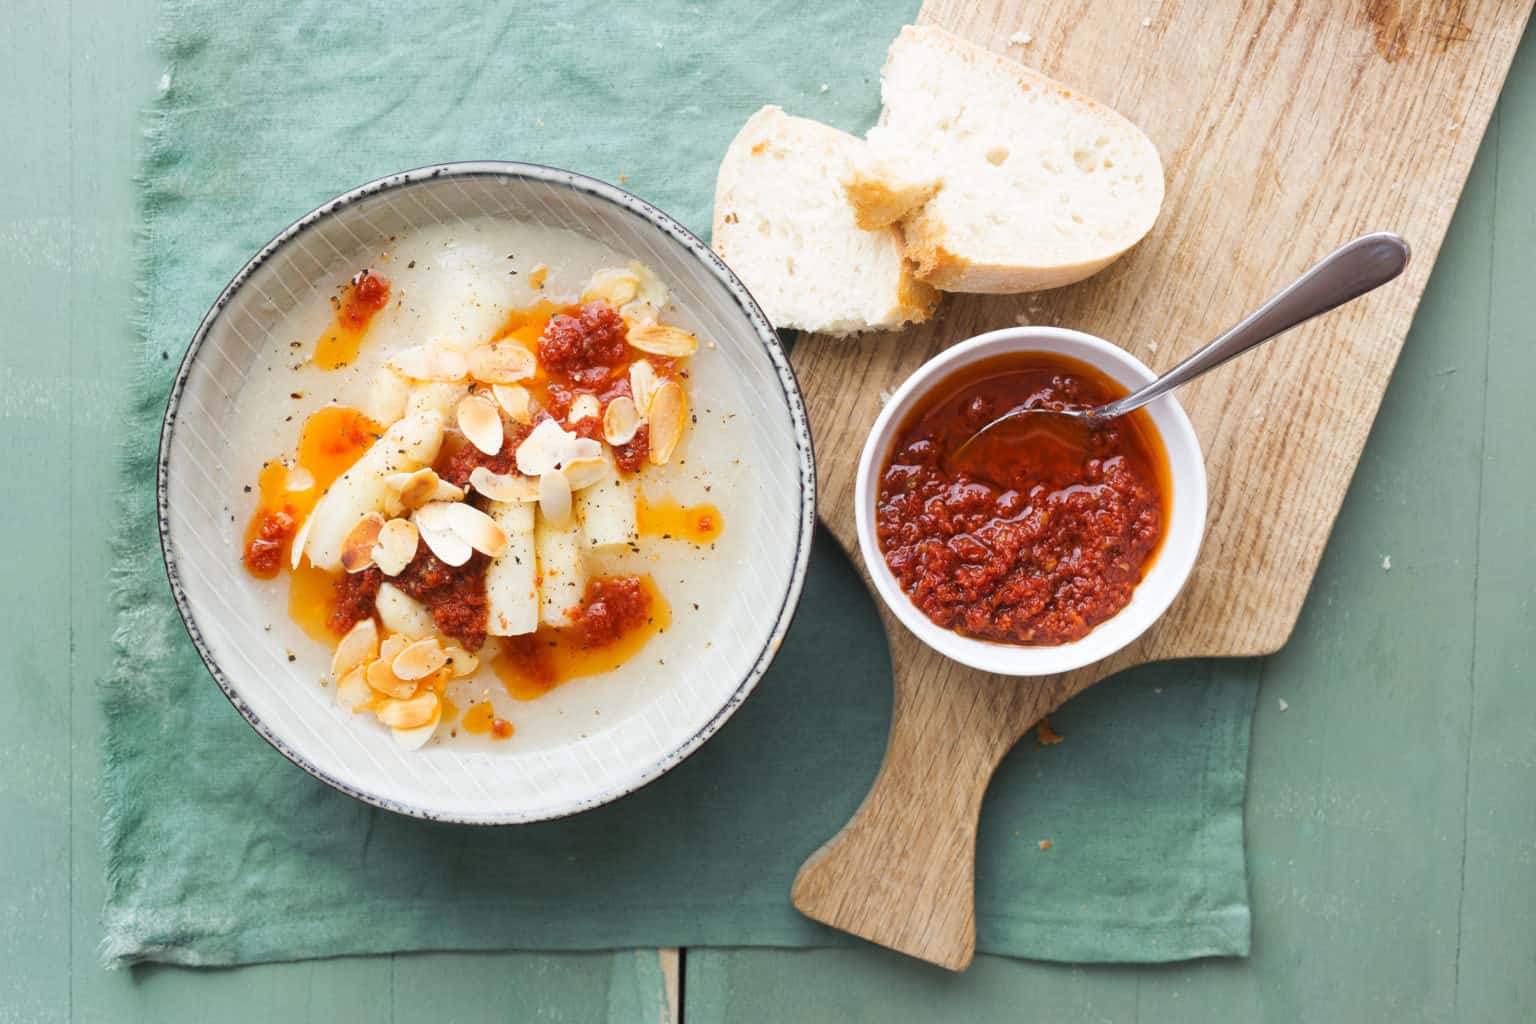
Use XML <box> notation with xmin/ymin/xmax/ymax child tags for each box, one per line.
<box><xmin>788</xmin><ymin>0</ymin><xmax>1531</xmax><ymax>971</ymax></box>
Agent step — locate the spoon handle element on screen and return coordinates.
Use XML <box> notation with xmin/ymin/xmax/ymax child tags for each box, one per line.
<box><xmin>1097</xmin><ymin>232</ymin><xmax>1411</xmax><ymax>420</ymax></box>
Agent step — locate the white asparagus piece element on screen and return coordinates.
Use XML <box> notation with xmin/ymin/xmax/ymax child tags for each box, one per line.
<box><xmin>405</xmin><ymin>381</ymin><xmax>470</xmax><ymax>421</ymax></box>
<box><xmin>360</xmin><ymin>366</ymin><xmax>410</xmax><ymax>426</ymax></box>
<box><xmin>576</xmin><ymin>464</ymin><xmax>638</xmax><ymax>551</ymax></box>
<box><xmin>535</xmin><ymin>510</ymin><xmax>586</xmax><ymax>629</ymax></box>
<box><xmin>301</xmin><ymin>412</ymin><xmax>444</xmax><ymax>570</ymax></box>
<box><xmin>485</xmin><ymin>501</ymin><xmax>538</xmax><ymax>637</ymax></box>
<box><xmin>375</xmin><ymin>583</ymin><xmax>436</xmax><ymax>639</ymax></box>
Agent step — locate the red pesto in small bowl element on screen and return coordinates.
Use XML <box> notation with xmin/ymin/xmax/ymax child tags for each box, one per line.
<box><xmin>875</xmin><ymin>352</ymin><xmax>1170</xmax><ymax>646</ymax></box>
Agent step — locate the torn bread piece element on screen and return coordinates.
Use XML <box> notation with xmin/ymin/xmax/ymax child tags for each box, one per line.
<box><xmin>712</xmin><ymin>105</ymin><xmax>938</xmax><ymax>335</ymax></box>
<box><xmin>850</xmin><ymin>25</ymin><xmax>1165</xmax><ymax>293</ymax></box>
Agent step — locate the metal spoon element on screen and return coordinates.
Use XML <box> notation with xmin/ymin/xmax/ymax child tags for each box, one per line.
<box><xmin>950</xmin><ymin>232</ymin><xmax>1411</xmax><ymax>470</ymax></box>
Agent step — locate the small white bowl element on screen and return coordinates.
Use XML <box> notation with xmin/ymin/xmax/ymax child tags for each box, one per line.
<box><xmin>854</xmin><ymin>326</ymin><xmax>1207</xmax><ymax>676</ymax></box>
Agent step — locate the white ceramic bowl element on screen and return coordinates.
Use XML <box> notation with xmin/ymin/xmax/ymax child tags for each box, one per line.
<box><xmin>159</xmin><ymin>163</ymin><xmax>815</xmax><ymax>823</ymax></box>
<box><xmin>855</xmin><ymin>326</ymin><xmax>1206</xmax><ymax>676</ymax></box>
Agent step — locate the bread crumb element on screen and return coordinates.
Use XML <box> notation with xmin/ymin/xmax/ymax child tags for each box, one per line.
<box><xmin>1036</xmin><ymin>718</ymin><xmax>1064</xmax><ymax>745</ymax></box>
<box><xmin>1277</xmin><ymin>698</ymin><xmax>1289</xmax><ymax>712</ymax></box>
<box><xmin>1008</xmin><ymin>30</ymin><xmax>1033</xmax><ymax>46</ymax></box>
<box><xmin>1382</xmin><ymin>554</ymin><xmax>1392</xmax><ymax>571</ymax></box>
<box><xmin>819</xmin><ymin>83</ymin><xmax>829</xmax><ymax>93</ymax></box>
<box><xmin>1141</xmin><ymin>15</ymin><xmax>1152</xmax><ymax>27</ymax></box>
<box><xmin>1038</xmin><ymin>840</ymin><xmax>1053</xmax><ymax>850</ymax></box>
<box><xmin>1147</xmin><ymin>340</ymin><xmax>1158</xmax><ymax>353</ymax></box>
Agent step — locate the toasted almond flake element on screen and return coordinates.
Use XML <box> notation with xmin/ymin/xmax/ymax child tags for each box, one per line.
<box><xmin>468</xmin><ymin>466</ymin><xmax>539</xmax><ymax>503</ymax></box>
<box><xmin>336</xmin><ymin>665</ymin><xmax>373</xmax><ymax>710</ymax></box>
<box><xmin>456</xmin><ymin>393</ymin><xmax>504</xmax><ymax>455</ymax></box>
<box><xmin>372</xmin><ymin>518</ymin><xmax>419</xmax><ymax>576</ymax></box>
<box><xmin>569</xmin><ymin>393</ymin><xmax>601</xmax><ymax>423</ymax></box>
<box><xmin>602</xmin><ymin>395</ymin><xmax>641</xmax><ymax>445</ymax></box>
<box><xmin>581</xmin><ymin>267</ymin><xmax>640</xmax><ymax>307</ymax></box>
<box><xmin>389</xmin><ymin>468</ymin><xmax>462</xmax><ymax>510</ymax></box>
<box><xmin>392</xmin><ymin>706</ymin><xmax>442</xmax><ymax>750</ymax></box>
<box><xmin>629</xmin><ymin>360</ymin><xmax>660</xmax><ymax>413</ymax></box>
<box><xmin>290</xmin><ymin>511</ymin><xmax>315</xmax><ymax>571</ymax></box>
<box><xmin>392</xmin><ymin>637</ymin><xmax>448</xmax><ymax>680</ymax></box>
<box><xmin>284</xmin><ymin>466</ymin><xmax>315</xmax><ymax>492</ymax></box>
<box><xmin>619</xmin><ymin>261</ymin><xmax>668</xmax><ymax>325</ymax></box>
<box><xmin>441</xmin><ymin>644</ymin><xmax>479</xmax><ymax>678</ymax></box>
<box><xmin>377</xmin><ymin>690</ymin><xmax>439</xmax><ymax>729</ymax></box>
<box><xmin>330</xmin><ymin>618</ymin><xmax>379</xmax><ymax>679</ymax></box>
<box><xmin>492</xmin><ymin>384</ymin><xmax>532</xmax><ymax>424</ymax></box>
<box><xmin>380</xmin><ymin>634</ymin><xmax>408</xmax><ymax>661</ymax></box>
<box><xmin>647</xmin><ymin>381</ymin><xmax>687</xmax><ymax>465</ymax></box>
<box><xmin>516</xmin><ymin>419</ymin><xmax>576</xmax><ymax>476</ymax></box>
<box><xmin>467</xmin><ymin>342</ymin><xmax>536</xmax><ymax>384</ymax></box>
<box><xmin>567</xmin><ymin>437</ymin><xmax>603</xmax><ymax>462</ymax></box>
<box><xmin>388</xmin><ymin>345</ymin><xmax>468</xmax><ymax>382</ymax></box>
<box><xmin>413</xmin><ymin>501</ymin><xmax>455</xmax><ymax>532</ymax></box>
<box><xmin>563</xmin><ymin>457</ymin><xmax>608</xmax><ymax>491</ymax></box>
<box><xmin>627</xmin><ymin>324</ymin><xmax>698</xmax><ymax>357</ymax></box>
<box><xmin>528</xmin><ymin>263</ymin><xmax>549</xmax><ymax>290</ymax></box>
<box><xmin>418</xmin><ymin>522</ymin><xmax>473</xmax><ymax>566</ymax></box>
<box><xmin>366</xmin><ymin>657</ymin><xmax>418</xmax><ymax>700</ymax></box>
<box><xmin>539</xmin><ymin>470</ymin><xmax>573</xmax><ymax>527</ymax></box>
<box><xmin>446</xmin><ymin>501</ymin><xmax>508</xmax><ymax>557</ymax></box>
<box><xmin>340</xmin><ymin>512</ymin><xmax>386</xmax><ymax>573</ymax></box>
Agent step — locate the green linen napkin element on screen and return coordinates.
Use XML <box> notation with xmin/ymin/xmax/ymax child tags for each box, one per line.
<box><xmin>104</xmin><ymin>0</ymin><xmax>1257</xmax><ymax>967</ymax></box>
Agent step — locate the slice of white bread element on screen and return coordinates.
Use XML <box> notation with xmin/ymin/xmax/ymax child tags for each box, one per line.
<box><xmin>713</xmin><ymin>106</ymin><xmax>939</xmax><ymax>335</ymax></box>
<box><xmin>849</xmin><ymin>25</ymin><xmax>1165</xmax><ymax>294</ymax></box>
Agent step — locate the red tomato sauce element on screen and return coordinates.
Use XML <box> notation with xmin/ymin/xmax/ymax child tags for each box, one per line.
<box><xmin>313</xmin><ymin>271</ymin><xmax>391</xmax><ymax>370</ymax></box>
<box><xmin>876</xmin><ymin>353</ymin><xmax>1169</xmax><ymax>646</ymax></box>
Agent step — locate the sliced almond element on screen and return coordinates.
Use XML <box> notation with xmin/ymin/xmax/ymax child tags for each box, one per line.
<box><xmin>528</xmin><ymin>263</ymin><xmax>549</xmax><ymax>291</ymax></box>
<box><xmin>582</xmin><ymin>267</ymin><xmax>640</xmax><ymax>307</ymax></box>
<box><xmin>466</xmin><ymin>342</ymin><xmax>536</xmax><ymax>384</ymax></box>
<box><xmin>366</xmin><ymin>657</ymin><xmax>418</xmax><ymax>700</ymax></box>
<box><xmin>418</xmin><ymin>522</ymin><xmax>473</xmax><ymax>567</ymax></box>
<box><xmin>538</xmin><ymin>469</ymin><xmax>573</xmax><ymax>528</ymax></box>
<box><xmin>628</xmin><ymin>360</ymin><xmax>660</xmax><ymax>413</ymax></box>
<box><xmin>392</xmin><ymin>706</ymin><xmax>442</xmax><ymax>750</ymax></box>
<box><xmin>336</xmin><ymin>665</ymin><xmax>373</xmax><ymax>710</ymax></box>
<box><xmin>568</xmin><ymin>393</ymin><xmax>601</xmax><ymax>423</ymax></box>
<box><xmin>602</xmin><ymin>395</ymin><xmax>641</xmax><ymax>446</ymax></box>
<box><xmin>468</xmin><ymin>466</ymin><xmax>539</xmax><ymax>503</ymax></box>
<box><xmin>456</xmin><ymin>393</ymin><xmax>504</xmax><ymax>456</ymax></box>
<box><xmin>516</xmin><ymin>418</ymin><xmax>576</xmax><ymax>477</ymax></box>
<box><xmin>391</xmin><ymin>637</ymin><xmax>448</xmax><ymax>680</ymax></box>
<box><xmin>340</xmin><ymin>512</ymin><xmax>385</xmax><ymax>573</ymax></box>
<box><xmin>289</xmin><ymin>511</ymin><xmax>314</xmax><ymax>571</ymax></box>
<box><xmin>377</xmin><ymin>690</ymin><xmax>439</xmax><ymax>729</ymax></box>
<box><xmin>563</xmin><ymin>457</ymin><xmax>608</xmax><ymax>492</ymax></box>
<box><xmin>388</xmin><ymin>345</ymin><xmax>468</xmax><ymax>382</ymax></box>
<box><xmin>627</xmin><ymin>324</ymin><xmax>698</xmax><ymax>357</ymax></box>
<box><xmin>445</xmin><ymin>501</ymin><xmax>508</xmax><ymax>557</ymax></box>
<box><xmin>372</xmin><ymin>518</ymin><xmax>419</xmax><ymax>576</ymax></box>
<box><xmin>330</xmin><ymin>618</ymin><xmax>379</xmax><ymax>680</ymax></box>
<box><xmin>647</xmin><ymin>381</ymin><xmax>687</xmax><ymax>466</ymax></box>
<box><xmin>388</xmin><ymin>468</ymin><xmax>462</xmax><ymax>510</ymax></box>
<box><xmin>492</xmin><ymin>384</ymin><xmax>533</xmax><ymax>424</ymax></box>
<box><xmin>380</xmin><ymin>634</ymin><xmax>409</xmax><ymax>663</ymax></box>
<box><xmin>441</xmin><ymin>644</ymin><xmax>479</xmax><ymax>678</ymax></box>
<box><xmin>415</xmin><ymin>503</ymin><xmax>473</xmax><ymax>565</ymax></box>
<box><xmin>284</xmin><ymin>466</ymin><xmax>315</xmax><ymax>492</ymax></box>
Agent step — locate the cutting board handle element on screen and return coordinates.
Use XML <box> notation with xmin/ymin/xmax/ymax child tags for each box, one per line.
<box><xmin>791</xmin><ymin>616</ymin><xmax>1103</xmax><ymax>970</ymax></box>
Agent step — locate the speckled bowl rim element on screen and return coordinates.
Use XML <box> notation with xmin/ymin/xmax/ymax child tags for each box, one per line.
<box><xmin>157</xmin><ymin>161</ymin><xmax>817</xmax><ymax>825</ymax></box>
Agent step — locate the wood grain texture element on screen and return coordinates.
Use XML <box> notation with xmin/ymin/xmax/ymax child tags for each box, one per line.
<box><xmin>790</xmin><ymin>0</ymin><xmax>1532</xmax><ymax>970</ymax></box>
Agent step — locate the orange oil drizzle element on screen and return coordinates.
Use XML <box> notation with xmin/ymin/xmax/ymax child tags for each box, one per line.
<box><xmin>636</xmin><ymin>495</ymin><xmax>724</xmax><ymax>545</ymax></box>
<box><xmin>493</xmin><ymin>577</ymin><xmax>671</xmax><ymax>701</ymax></box>
<box><xmin>312</xmin><ymin>273</ymin><xmax>391</xmax><ymax>369</ymax></box>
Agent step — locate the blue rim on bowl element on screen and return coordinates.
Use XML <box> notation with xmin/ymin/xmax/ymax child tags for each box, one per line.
<box><xmin>158</xmin><ymin>161</ymin><xmax>817</xmax><ymax>823</ymax></box>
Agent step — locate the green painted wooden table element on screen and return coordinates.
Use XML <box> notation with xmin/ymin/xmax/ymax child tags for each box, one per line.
<box><xmin>5</xmin><ymin>2</ymin><xmax>1533</xmax><ymax>1020</ymax></box>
